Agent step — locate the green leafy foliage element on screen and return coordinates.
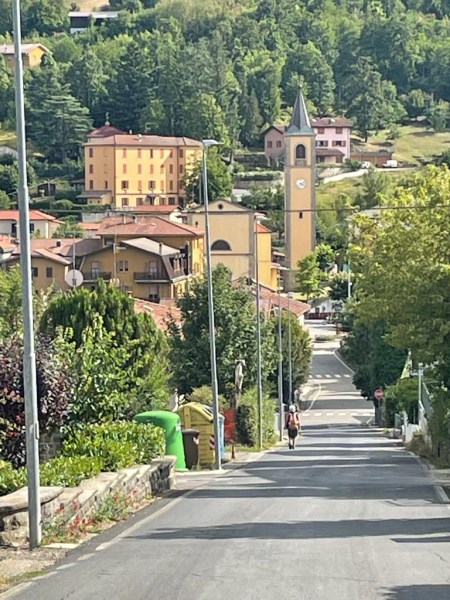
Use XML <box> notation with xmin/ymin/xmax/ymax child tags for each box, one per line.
<box><xmin>296</xmin><ymin>253</ymin><xmax>323</xmax><ymax>301</ymax></box>
<box><xmin>169</xmin><ymin>264</ymin><xmax>277</xmax><ymax>396</ymax></box>
<box><xmin>62</xmin><ymin>422</ymin><xmax>165</xmax><ymax>471</ymax></box>
<box><xmin>183</xmin><ymin>147</ymin><xmax>233</xmax><ymax>202</ymax></box>
<box><xmin>235</xmin><ymin>387</ymin><xmax>275</xmax><ymax>447</ymax></box>
<box><xmin>0</xmin><ymin>461</ymin><xmax>27</xmax><ymax>496</ymax></box>
<box><xmin>385</xmin><ymin>378</ymin><xmax>420</xmax><ymax>425</ymax></box>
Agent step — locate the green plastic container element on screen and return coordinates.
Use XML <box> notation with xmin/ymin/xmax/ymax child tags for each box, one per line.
<box><xmin>134</xmin><ymin>410</ymin><xmax>186</xmax><ymax>470</ymax></box>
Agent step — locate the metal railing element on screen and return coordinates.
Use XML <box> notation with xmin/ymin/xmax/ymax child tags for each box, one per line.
<box><xmin>82</xmin><ymin>271</ymin><xmax>112</xmax><ymax>281</ymax></box>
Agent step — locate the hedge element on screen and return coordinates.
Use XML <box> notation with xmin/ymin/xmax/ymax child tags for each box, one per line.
<box><xmin>236</xmin><ymin>387</ymin><xmax>276</xmax><ymax>446</ymax></box>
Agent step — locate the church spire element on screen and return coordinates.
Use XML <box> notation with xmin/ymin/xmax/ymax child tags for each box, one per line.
<box><xmin>286</xmin><ymin>88</ymin><xmax>314</xmax><ymax>135</ymax></box>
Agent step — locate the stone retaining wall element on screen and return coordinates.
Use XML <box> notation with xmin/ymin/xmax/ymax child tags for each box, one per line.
<box><xmin>0</xmin><ymin>457</ymin><xmax>176</xmax><ymax>547</ymax></box>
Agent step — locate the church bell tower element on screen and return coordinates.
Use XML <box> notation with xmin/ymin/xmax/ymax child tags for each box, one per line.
<box><xmin>284</xmin><ymin>90</ymin><xmax>316</xmax><ymax>291</ymax></box>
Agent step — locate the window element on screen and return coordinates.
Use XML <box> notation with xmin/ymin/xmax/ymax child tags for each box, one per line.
<box><xmin>169</xmin><ymin>164</ymin><xmax>173</xmax><ymax>174</ymax></box>
<box><xmin>137</xmin><ymin>197</ymin><xmax>143</xmax><ymax>206</ymax></box>
<box><xmin>91</xmin><ymin>261</ymin><xmax>100</xmax><ymax>277</ymax></box>
<box><xmin>32</xmin><ymin>267</ymin><xmax>38</xmax><ymax>277</ymax></box>
<box><xmin>148</xmin><ymin>285</ymin><xmax>159</xmax><ymax>301</ymax></box>
<box><xmin>122</xmin><ymin>197</ymin><xmax>129</xmax><ymax>207</ymax></box>
<box><xmin>137</xmin><ymin>149</ymin><xmax>142</xmax><ymax>159</ymax></box>
<box><xmin>267</xmin><ymin>141</ymin><xmax>273</xmax><ymax>148</ymax></box>
<box><xmin>316</xmin><ymin>140</ymin><xmax>329</xmax><ymax>147</ymax></box>
<box><xmin>160</xmin><ymin>165</ymin><xmax>164</xmax><ymax>174</ymax></box>
<box><xmin>138</xmin><ymin>164</ymin><xmax>142</xmax><ymax>174</ymax></box>
<box><xmin>122</xmin><ymin>164</ymin><xmax>127</xmax><ymax>174</ymax></box>
<box><xmin>104</xmin><ymin>180</ymin><xmax>108</xmax><ymax>189</ymax></box>
<box><xmin>295</xmin><ymin>144</ymin><xmax>306</xmax><ymax>159</ymax></box>
<box><xmin>179</xmin><ymin>164</ymin><xmax>184</xmax><ymax>174</ymax></box>
<box><xmin>148</xmin><ymin>196</ymin><xmax>155</xmax><ymax>205</ymax></box>
<box><xmin>336</xmin><ymin>127</ymin><xmax>343</xmax><ymax>134</ymax></box>
<box><xmin>150</xmin><ymin>149</ymin><xmax>154</xmax><ymax>159</ymax></box>
<box><xmin>150</xmin><ymin>164</ymin><xmax>154</xmax><ymax>174</ymax></box>
<box><xmin>161</xmin><ymin>180</ymin><xmax>165</xmax><ymax>191</ymax></box>
<box><xmin>160</xmin><ymin>149</ymin><xmax>164</xmax><ymax>159</ymax></box>
<box><xmin>89</xmin><ymin>164</ymin><xmax>94</xmax><ymax>174</ymax></box>
<box><xmin>168</xmin><ymin>196</ymin><xmax>176</xmax><ymax>205</ymax></box>
<box><xmin>118</xmin><ymin>260</ymin><xmax>129</xmax><ymax>272</ymax></box>
<box><xmin>332</xmin><ymin>140</ymin><xmax>346</xmax><ymax>147</ymax></box>
<box><xmin>89</xmin><ymin>180</ymin><xmax>94</xmax><ymax>190</ymax></box>
<box><xmin>88</xmin><ymin>148</ymin><xmax>93</xmax><ymax>158</ymax></box>
<box><xmin>317</xmin><ymin>127</ymin><xmax>325</xmax><ymax>134</ymax></box>
<box><xmin>299</xmin><ymin>211</ymin><xmax>304</xmax><ymax>219</ymax></box>
<box><xmin>121</xmin><ymin>180</ymin><xmax>129</xmax><ymax>189</ymax></box>
<box><xmin>160</xmin><ymin>196</ymin><xmax>166</xmax><ymax>205</ymax></box>
<box><xmin>211</xmin><ymin>240</ymin><xmax>231</xmax><ymax>251</ymax></box>
<box><xmin>276</xmin><ymin>141</ymin><xmax>282</xmax><ymax>148</ymax></box>
<box><xmin>169</xmin><ymin>150</ymin><xmax>173</xmax><ymax>158</ymax></box>
<box><xmin>169</xmin><ymin>181</ymin><xmax>173</xmax><ymax>191</ymax></box>
<box><xmin>138</xmin><ymin>180</ymin><xmax>142</xmax><ymax>191</ymax></box>
<box><xmin>46</xmin><ymin>267</ymin><xmax>53</xmax><ymax>278</ymax></box>
<box><xmin>148</xmin><ymin>260</ymin><xmax>158</xmax><ymax>276</ymax></box>
<box><xmin>179</xmin><ymin>149</ymin><xmax>184</xmax><ymax>158</ymax></box>
<box><xmin>122</xmin><ymin>149</ymin><xmax>127</xmax><ymax>158</ymax></box>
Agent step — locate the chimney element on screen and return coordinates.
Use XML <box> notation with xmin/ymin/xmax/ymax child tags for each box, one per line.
<box><xmin>56</xmin><ymin>239</ymin><xmax>62</xmax><ymax>247</ymax></box>
<box><xmin>122</xmin><ymin>214</ymin><xmax>126</xmax><ymax>224</ymax></box>
<box><xmin>132</xmin><ymin>215</ymin><xmax>137</xmax><ymax>223</ymax></box>
<box><xmin>159</xmin><ymin>242</ymin><xmax>163</xmax><ymax>255</ymax></box>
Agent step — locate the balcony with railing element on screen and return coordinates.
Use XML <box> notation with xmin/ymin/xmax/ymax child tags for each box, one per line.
<box><xmin>82</xmin><ymin>271</ymin><xmax>112</xmax><ymax>282</ymax></box>
<box><xmin>134</xmin><ymin>269</ymin><xmax>186</xmax><ymax>282</ymax></box>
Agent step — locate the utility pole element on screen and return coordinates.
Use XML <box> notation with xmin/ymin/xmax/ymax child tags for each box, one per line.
<box><xmin>254</xmin><ymin>215</ymin><xmax>263</xmax><ymax>450</ymax></box>
<box><xmin>202</xmin><ymin>139</ymin><xmax>221</xmax><ymax>470</ymax></box>
<box><xmin>12</xmin><ymin>0</ymin><xmax>41</xmax><ymax>549</ymax></box>
<box><xmin>277</xmin><ymin>280</ymin><xmax>284</xmax><ymax>441</ymax></box>
<box><xmin>287</xmin><ymin>292</ymin><xmax>293</xmax><ymax>405</ymax></box>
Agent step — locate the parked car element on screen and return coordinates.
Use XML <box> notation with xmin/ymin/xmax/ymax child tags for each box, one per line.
<box><xmin>382</xmin><ymin>159</ymin><xmax>398</xmax><ymax>168</ymax></box>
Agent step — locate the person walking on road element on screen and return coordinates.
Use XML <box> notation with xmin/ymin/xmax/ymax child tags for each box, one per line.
<box><xmin>286</xmin><ymin>404</ymin><xmax>300</xmax><ymax>449</ymax></box>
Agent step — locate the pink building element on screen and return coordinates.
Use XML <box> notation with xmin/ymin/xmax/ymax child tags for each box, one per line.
<box><xmin>263</xmin><ymin>116</ymin><xmax>353</xmax><ymax>164</ymax></box>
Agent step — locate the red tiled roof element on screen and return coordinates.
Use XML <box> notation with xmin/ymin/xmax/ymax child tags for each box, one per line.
<box><xmin>31</xmin><ymin>248</ymin><xmax>71</xmax><ymax>265</ymax></box>
<box><xmin>88</xmin><ymin>124</ymin><xmax>125</xmax><ymax>138</ymax></box>
<box><xmin>97</xmin><ymin>215</ymin><xmax>204</xmax><ymax>237</ymax></box>
<box><xmin>134</xmin><ymin>299</ymin><xmax>181</xmax><ymax>332</ymax></box>
<box><xmin>0</xmin><ymin>43</ymin><xmax>50</xmax><ymax>56</ymax></box>
<box><xmin>79</xmin><ymin>222</ymin><xmax>101</xmax><ymax>230</ymax></box>
<box><xmin>255</xmin><ymin>223</ymin><xmax>271</xmax><ymax>233</ymax></box>
<box><xmin>85</xmin><ymin>134</ymin><xmax>202</xmax><ymax>148</ymax></box>
<box><xmin>0</xmin><ymin>209</ymin><xmax>61</xmax><ymax>223</ymax></box>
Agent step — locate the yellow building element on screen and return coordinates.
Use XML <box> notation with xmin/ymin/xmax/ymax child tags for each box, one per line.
<box><xmin>186</xmin><ymin>199</ymin><xmax>279</xmax><ymax>290</ymax></box>
<box><xmin>0</xmin><ymin>43</ymin><xmax>49</xmax><ymax>70</ymax></box>
<box><xmin>81</xmin><ymin>127</ymin><xmax>202</xmax><ymax>209</ymax></box>
<box><xmin>7</xmin><ymin>242</ymin><xmax>72</xmax><ymax>291</ymax></box>
<box><xmin>284</xmin><ymin>90</ymin><xmax>316</xmax><ymax>291</ymax></box>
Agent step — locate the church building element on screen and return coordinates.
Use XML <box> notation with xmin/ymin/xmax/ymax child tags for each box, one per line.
<box><xmin>283</xmin><ymin>90</ymin><xmax>316</xmax><ymax>291</ymax></box>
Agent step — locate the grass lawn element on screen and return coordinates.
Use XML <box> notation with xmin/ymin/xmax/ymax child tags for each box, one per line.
<box><xmin>65</xmin><ymin>0</ymin><xmax>110</xmax><ymax>9</ymax></box>
<box><xmin>0</xmin><ymin>128</ymin><xmax>16</xmax><ymax>150</ymax></box>
<box><xmin>363</xmin><ymin>123</ymin><xmax>450</xmax><ymax>165</ymax></box>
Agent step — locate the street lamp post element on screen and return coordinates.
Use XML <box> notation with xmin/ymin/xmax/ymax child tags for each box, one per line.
<box><xmin>12</xmin><ymin>0</ymin><xmax>41</xmax><ymax>549</ymax></box>
<box><xmin>287</xmin><ymin>292</ymin><xmax>293</xmax><ymax>405</ymax></box>
<box><xmin>254</xmin><ymin>215</ymin><xmax>264</xmax><ymax>450</ymax></box>
<box><xmin>202</xmin><ymin>139</ymin><xmax>221</xmax><ymax>470</ymax></box>
<box><xmin>277</xmin><ymin>266</ymin><xmax>288</xmax><ymax>441</ymax></box>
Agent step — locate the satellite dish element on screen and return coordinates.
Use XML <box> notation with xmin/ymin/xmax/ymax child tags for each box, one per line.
<box><xmin>65</xmin><ymin>269</ymin><xmax>84</xmax><ymax>288</ymax></box>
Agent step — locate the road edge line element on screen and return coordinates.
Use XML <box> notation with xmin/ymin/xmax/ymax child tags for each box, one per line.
<box><xmin>333</xmin><ymin>349</ymin><xmax>355</xmax><ymax>375</ymax></box>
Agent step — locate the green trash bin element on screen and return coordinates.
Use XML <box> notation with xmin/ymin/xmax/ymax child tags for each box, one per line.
<box><xmin>134</xmin><ymin>410</ymin><xmax>186</xmax><ymax>470</ymax></box>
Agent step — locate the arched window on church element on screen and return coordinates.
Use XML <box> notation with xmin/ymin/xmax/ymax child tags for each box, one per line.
<box><xmin>295</xmin><ymin>144</ymin><xmax>306</xmax><ymax>161</ymax></box>
<box><xmin>211</xmin><ymin>240</ymin><xmax>231</xmax><ymax>251</ymax></box>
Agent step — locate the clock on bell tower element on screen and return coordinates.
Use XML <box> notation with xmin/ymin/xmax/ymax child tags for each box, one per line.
<box><xmin>283</xmin><ymin>89</ymin><xmax>316</xmax><ymax>292</ymax></box>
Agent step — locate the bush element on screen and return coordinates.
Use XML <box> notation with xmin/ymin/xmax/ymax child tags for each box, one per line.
<box><xmin>40</xmin><ymin>456</ymin><xmax>103</xmax><ymax>488</ymax></box>
<box><xmin>0</xmin><ymin>462</ymin><xmax>26</xmax><ymax>496</ymax></box>
<box><xmin>62</xmin><ymin>422</ymin><xmax>165</xmax><ymax>471</ymax></box>
<box><xmin>235</xmin><ymin>387</ymin><xmax>275</xmax><ymax>446</ymax></box>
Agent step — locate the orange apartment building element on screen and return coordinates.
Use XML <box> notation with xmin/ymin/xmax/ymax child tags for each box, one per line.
<box><xmin>81</xmin><ymin>125</ymin><xmax>202</xmax><ymax>209</ymax></box>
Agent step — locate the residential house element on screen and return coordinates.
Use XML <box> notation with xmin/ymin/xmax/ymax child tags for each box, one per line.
<box><xmin>134</xmin><ymin>299</ymin><xmax>182</xmax><ymax>332</ymax></box>
<box><xmin>81</xmin><ymin>130</ymin><xmax>202</xmax><ymax>209</ymax></box>
<box><xmin>185</xmin><ymin>198</ymin><xmax>279</xmax><ymax>290</ymax></box>
<box><xmin>0</xmin><ymin>209</ymin><xmax>62</xmax><ymax>239</ymax></box>
<box><xmin>256</xmin><ymin>285</ymin><xmax>311</xmax><ymax>327</ymax></box>
<box><xmin>263</xmin><ymin>116</ymin><xmax>353</xmax><ymax>164</ymax></box>
<box><xmin>0</xmin><ymin>43</ymin><xmax>49</xmax><ymax>70</ymax></box>
<box><xmin>69</xmin><ymin>11</ymin><xmax>119</xmax><ymax>34</ymax></box>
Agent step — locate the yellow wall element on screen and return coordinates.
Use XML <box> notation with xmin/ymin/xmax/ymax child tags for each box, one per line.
<box><xmin>80</xmin><ymin>245</ymin><xmax>189</xmax><ymax>301</ymax></box>
<box><xmin>84</xmin><ymin>142</ymin><xmax>201</xmax><ymax>208</ymax></box>
<box><xmin>284</xmin><ymin>134</ymin><xmax>315</xmax><ymax>291</ymax></box>
<box><xmin>187</xmin><ymin>202</ymin><xmax>276</xmax><ymax>289</ymax></box>
<box><xmin>0</xmin><ymin>219</ymin><xmax>59</xmax><ymax>239</ymax></box>
<box><xmin>31</xmin><ymin>258</ymin><xmax>69</xmax><ymax>291</ymax></box>
<box><xmin>3</xmin><ymin>47</ymin><xmax>46</xmax><ymax>70</ymax></box>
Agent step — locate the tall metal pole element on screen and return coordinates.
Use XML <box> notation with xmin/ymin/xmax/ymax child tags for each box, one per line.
<box><xmin>347</xmin><ymin>262</ymin><xmax>352</xmax><ymax>300</ymax></box>
<box><xmin>277</xmin><ymin>282</ymin><xmax>284</xmax><ymax>441</ymax></box>
<box><xmin>12</xmin><ymin>0</ymin><xmax>41</xmax><ymax>549</ymax></box>
<box><xmin>288</xmin><ymin>292</ymin><xmax>293</xmax><ymax>405</ymax></box>
<box><xmin>254</xmin><ymin>217</ymin><xmax>263</xmax><ymax>450</ymax></box>
<box><xmin>202</xmin><ymin>142</ymin><xmax>221</xmax><ymax>470</ymax></box>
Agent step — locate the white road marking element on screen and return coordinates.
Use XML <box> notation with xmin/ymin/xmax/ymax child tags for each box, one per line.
<box><xmin>344</xmin><ymin>374</ymin><xmax>351</xmax><ymax>378</ymax></box>
<box><xmin>314</xmin><ymin>412</ymin><xmax>323</xmax><ymax>416</ymax></box>
<box><xmin>315</xmin><ymin>374</ymin><xmax>322</xmax><ymax>378</ymax></box>
<box><xmin>335</xmin><ymin>374</ymin><xmax>341</xmax><ymax>378</ymax></box>
<box><xmin>326</xmin><ymin>412</ymin><xmax>334</xmax><ymax>416</ymax></box>
<box><xmin>333</xmin><ymin>350</ymin><xmax>355</xmax><ymax>374</ymax></box>
<box><xmin>325</xmin><ymin>374</ymin><xmax>332</xmax><ymax>378</ymax></box>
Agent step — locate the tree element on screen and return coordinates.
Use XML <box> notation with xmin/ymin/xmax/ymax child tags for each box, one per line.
<box><xmin>180</xmin><ymin>92</ymin><xmax>231</xmax><ymax>148</ymax></box>
<box><xmin>184</xmin><ymin>147</ymin><xmax>232</xmax><ymax>202</ymax></box>
<box><xmin>345</xmin><ymin>58</ymin><xmax>405</xmax><ymax>141</ymax></box>
<box><xmin>67</xmin><ymin>47</ymin><xmax>108</xmax><ymax>122</ymax></box>
<box><xmin>329</xmin><ymin>272</ymin><xmax>350</xmax><ymax>302</ymax></box>
<box><xmin>21</xmin><ymin>0</ymin><xmax>68</xmax><ymax>35</ymax></box>
<box><xmin>427</xmin><ymin>100</ymin><xmax>449</xmax><ymax>132</ymax></box>
<box><xmin>0</xmin><ymin>189</ymin><xmax>10</xmax><ymax>208</ymax></box>
<box><xmin>315</xmin><ymin>242</ymin><xmax>335</xmax><ymax>272</ymax></box>
<box><xmin>0</xmin><ymin>56</ymin><xmax>13</xmax><ymax>122</ymax></box>
<box><xmin>0</xmin><ymin>266</ymin><xmax>22</xmax><ymax>340</ymax></box>
<box><xmin>268</xmin><ymin>312</ymin><xmax>312</xmax><ymax>402</ymax></box>
<box><xmin>354</xmin><ymin>168</ymin><xmax>391</xmax><ymax>209</ymax></box>
<box><xmin>52</xmin><ymin>221</ymin><xmax>85</xmax><ymax>239</ymax></box>
<box><xmin>169</xmin><ymin>264</ymin><xmax>277</xmax><ymax>395</ymax></box>
<box><xmin>296</xmin><ymin>253</ymin><xmax>323</xmax><ymax>300</ymax></box>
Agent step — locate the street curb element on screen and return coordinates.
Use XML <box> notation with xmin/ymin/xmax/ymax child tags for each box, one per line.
<box><xmin>410</xmin><ymin>455</ymin><xmax>450</xmax><ymax>505</ymax></box>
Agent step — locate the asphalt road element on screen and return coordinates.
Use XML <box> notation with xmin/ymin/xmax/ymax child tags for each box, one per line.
<box><xmin>7</xmin><ymin>322</ymin><xmax>450</xmax><ymax>600</ymax></box>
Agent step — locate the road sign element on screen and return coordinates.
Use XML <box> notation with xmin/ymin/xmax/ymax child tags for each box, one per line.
<box><xmin>65</xmin><ymin>269</ymin><xmax>83</xmax><ymax>288</ymax></box>
<box><xmin>374</xmin><ymin>388</ymin><xmax>384</xmax><ymax>400</ymax></box>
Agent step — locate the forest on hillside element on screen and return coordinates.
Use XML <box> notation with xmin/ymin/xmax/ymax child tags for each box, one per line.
<box><xmin>1</xmin><ymin>0</ymin><xmax>450</xmax><ymax>159</ymax></box>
